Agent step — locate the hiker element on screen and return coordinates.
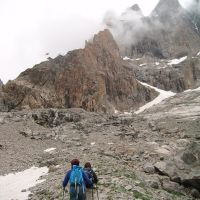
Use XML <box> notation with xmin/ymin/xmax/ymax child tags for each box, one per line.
<box><xmin>83</xmin><ymin>162</ymin><xmax>99</xmax><ymax>200</ymax></box>
<box><xmin>63</xmin><ymin>159</ymin><xmax>93</xmax><ymax>200</ymax></box>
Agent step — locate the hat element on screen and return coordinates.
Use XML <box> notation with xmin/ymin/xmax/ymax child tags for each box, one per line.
<box><xmin>71</xmin><ymin>159</ymin><xmax>80</xmax><ymax>166</ymax></box>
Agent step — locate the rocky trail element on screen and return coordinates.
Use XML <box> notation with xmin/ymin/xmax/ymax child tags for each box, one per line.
<box><xmin>0</xmin><ymin>86</ymin><xmax>200</xmax><ymax>200</ymax></box>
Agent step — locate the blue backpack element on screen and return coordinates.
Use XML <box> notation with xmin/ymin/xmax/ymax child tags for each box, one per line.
<box><xmin>69</xmin><ymin>165</ymin><xmax>84</xmax><ymax>187</ymax></box>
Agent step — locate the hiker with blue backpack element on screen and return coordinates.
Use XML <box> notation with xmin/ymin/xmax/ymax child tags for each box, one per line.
<box><xmin>63</xmin><ymin>159</ymin><xmax>93</xmax><ymax>200</ymax></box>
<box><xmin>83</xmin><ymin>162</ymin><xmax>99</xmax><ymax>200</ymax></box>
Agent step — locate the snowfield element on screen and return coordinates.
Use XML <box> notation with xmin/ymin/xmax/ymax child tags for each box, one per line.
<box><xmin>135</xmin><ymin>81</ymin><xmax>176</xmax><ymax>114</ymax></box>
<box><xmin>0</xmin><ymin>166</ymin><xmax>48</xmax><ymax>200</ymax></box>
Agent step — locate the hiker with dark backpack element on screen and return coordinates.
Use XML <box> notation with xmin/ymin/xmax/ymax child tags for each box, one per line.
<box><xmin>83</xmin><ymin>162</ymin><xmax>99</xmax><ymax>200</ymax></box>
<box><xmin>63</xmin><ymin>159</ymin><xmax>93</xmax><ymax>200</ymax></box>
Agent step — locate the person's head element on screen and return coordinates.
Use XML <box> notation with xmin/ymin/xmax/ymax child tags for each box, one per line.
<box><xmin>84</xmin><ymin>162</ymin><xmax>91</xmax><ymax>168</ymax></box>
<box><xmin>71</xmin><ymin>159</ymin><xmax>80</xmax><ymax>166</ymax></box>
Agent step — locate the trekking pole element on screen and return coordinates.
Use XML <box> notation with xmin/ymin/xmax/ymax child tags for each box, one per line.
<box><xmin>96</xmin><ymin>184</ymin><xmax>99</xmax><ymax>200</ymax></box>
<box><xmin>62</xmin><ymin>188</ymin><xmax>65</xmax><ymax>200</ymax></box>
<box><xmin>92</xmin><ymin>186</ymin><xmax>94</xmax><ymax>200</ymax></box>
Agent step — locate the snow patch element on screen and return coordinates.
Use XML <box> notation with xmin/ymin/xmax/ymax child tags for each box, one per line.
<box><xmin>0</xmin><ymin>166</ymin><xmax>48</xmax><ymax>200</ymax></box>
<box><xmin>197</xmin><ymin>51</ymin><xmax>200</xmax><ymax>56</ymax></box>
<box><xmin>91</xmin><ymin>142</ymin><xmax>95</xmax><ymax>146</ymax></box>
<box><xmin>184</xmin><ymin>87</ymin><xmax>200</xmax><ymax>92</ymax></box>
<box><xmin>135</xmin><ymin>81</ymin><xmax>176</xmax><ymax>114</ymax></box>
<box><xmin>168</xmin><ymin>56</ymin><xmax>187</xmax><ymax>65</ymax></box>
<box><xmin>44</xmin><ymin>148</ymin><xmax>56</xmax><ymax>153</ymax></box>
<box><xmin>155</xmin><ymin>62</ymin><xmax>160</xmax><ymax>66</ymax></box>
<box><xmin>114</xmin><ymin>109</ymin><xmax>119</xmax><ymax>114</ymax></box>
<box><xmin>123</xmin><ymin>56</ymin><xmax>131</xmax><ymax>60</ymax></box>
<box><xmin>123</xmin><ymin>112</ymin><xmax>132</xmax><ymax>115</ymax></box>
<box><xmin>139</xmin><ymin>63</ymin><xmax>146</xmax><ymax>67</ymax></box>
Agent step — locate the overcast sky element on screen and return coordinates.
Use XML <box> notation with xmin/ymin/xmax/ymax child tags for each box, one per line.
<box><xmin>0</xmin><ymin>0</ymin><xmax>192</xmax><ymax>83</ymax></box>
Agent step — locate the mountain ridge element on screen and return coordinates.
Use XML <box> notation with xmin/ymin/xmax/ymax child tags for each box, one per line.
<box><xmin>1</xmin><ymin>29</ymin><xmax>157</xmax><ymax>112</ymax></box>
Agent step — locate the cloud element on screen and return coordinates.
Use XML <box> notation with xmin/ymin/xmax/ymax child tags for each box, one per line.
<box><xmin>103</xmin><ymin>8</ymin><xmax>145</xmax><ymax>45</ymax></box>
<box><xmin>0</xmin><ymin>1</ymin><xmax>103</xmax><ymax>83</ymax></box>
<box><xmin>103</xmin><ymin>7</ymin><xmax>164</xmax><ymax>56</ymax></box>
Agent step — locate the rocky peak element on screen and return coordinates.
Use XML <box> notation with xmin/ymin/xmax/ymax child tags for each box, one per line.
<box><xmin>154</xmin><ymin>0</ymin><xmax>182</xmax><ymax>12</ymax></box>
<box><xmin>151</xmin><ymin>0</ymin><xmax>183</xmax><ymax>19</ymax></box>
<box><xmin>86</xmin><ymin>29</ymin><xmax>120</xmax><ymax>59</ymax></box>
<box><xmin>130</xmin><ymin>4</ymin><xmax>142</xmax><ymax>13</ymax></box>
<box><xmin>121</xmin><ymin>3</ymin><xmax>144</xmax><ymax>20</ymax></box>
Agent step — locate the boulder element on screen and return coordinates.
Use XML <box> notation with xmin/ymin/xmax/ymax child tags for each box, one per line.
<box><xmin>143</xmin><ymin>163</ymin><xmax>155</xmax><ymax>174</ymax></box>
<box><xmin>154</xmin><ymin>142</ymin><xmax>200</xmax><ymax>191</ymax></box>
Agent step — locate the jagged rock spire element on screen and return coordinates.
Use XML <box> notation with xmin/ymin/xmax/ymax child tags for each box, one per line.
<box><xmin>152</xmin><ymin>0</ymin><xmax>183</xmax><ymax>17</ymax></box>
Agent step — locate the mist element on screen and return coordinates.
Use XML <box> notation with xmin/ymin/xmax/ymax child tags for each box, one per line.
<box><xmin>103</xmin><ymin>0</ymin><xmax>199</xmax><ymax>58</ymax></box>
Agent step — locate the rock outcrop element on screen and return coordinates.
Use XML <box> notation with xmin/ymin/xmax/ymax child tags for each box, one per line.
<box><xmin>1</xmin><ymin>30</ymin><xmax>158</xmax><ymax>112</ymax></box>
<box><xmin>0</xmin><ymin>79</ymin><xmax>7</xmax><ymax>111</ymax></box>
<box><xmin>142</xmin><ymin>88</ymin><xmax>200</xmax><ymax>192</ymax></box>
<box><xmin>128</xmin><ymin>56</ymin><xmax>200</xmax><ymax>92</ymax></box>
<box><xmin>154</xmin><ymin>141</ymin><xmax>200</xmax><ymax>191</ymax></box>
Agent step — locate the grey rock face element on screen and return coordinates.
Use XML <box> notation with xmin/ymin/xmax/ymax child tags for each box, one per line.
<box><xmin>127</xmin><ymin>57</ymin><xmax>200</xmax><ymax>93</ymax></box>
<box><xmin>0</xmin><ymin>79</ymin><xmax>3</xmax><ymax>89</ymax></box>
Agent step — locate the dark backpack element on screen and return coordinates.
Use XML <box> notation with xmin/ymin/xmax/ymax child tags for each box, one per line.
<box><xmin>84</xmin><ymin>168</ymin><xmax>94</xmax><ymax>182</ymax></box>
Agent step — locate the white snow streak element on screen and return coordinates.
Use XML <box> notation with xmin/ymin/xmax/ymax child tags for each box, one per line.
<box><xmin>184</xmin><ymin>87</ymin><xmax>200</xmax><ymax>92</ymax></box>
<box><xmin>135</xmin><ymin>81</ymin><xmax>176</xmax><ymax>114</ymax></box>
<box><xmin>0</xmin><ymin>166</ymin><xmax>48</xmax><ymax>200</ymax></box>
<box><xmin>192</xmin><ymin>20</ymin><xmax>199</xmax><ymax>34</ymax></box>
<box><xmin>197</xmin><ymin>51</ymin><xmax>200</xmax><ymax>56</ymax></box>
<box><xmin>168</xmin><ymin>56</ymin><xmax>187</xmax><ymax>65</ymax></box>
<box><xmin>139</xmin><ymin>63</ymin><xmax>146</xmax><ymax>67</ymax></box>
<box><xmin>44</xmin><ymin>148</ymin><xmax>56</xmax><ymax>152</ymax></box>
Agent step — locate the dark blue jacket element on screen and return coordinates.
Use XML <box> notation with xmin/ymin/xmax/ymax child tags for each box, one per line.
<box><xmin>63</xmin><ymin>169</ymin><xmax>93</xmax><ymax>188</ymax></box>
